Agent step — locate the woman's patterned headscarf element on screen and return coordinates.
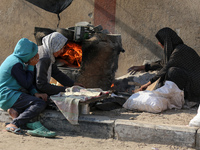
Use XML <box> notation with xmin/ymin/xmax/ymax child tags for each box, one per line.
<box><xmin>155</xmin><ymin>27</ymin><xmax>184</xmax><ymax>64</ymax></box>
<box><xmin>38</xmin><ymin>32</ymin><xmax>68</xmax><ymax>82</ymax></box>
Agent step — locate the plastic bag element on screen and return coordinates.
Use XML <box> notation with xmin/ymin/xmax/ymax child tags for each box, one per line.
<box><xmin>123</xmin><ymin>81</ymin><xmax>184</xmax><ymax>113</ymax></box>
<box><xmin>25</xmin><ymin>0</ymin><xmax>73</xmax><ymax>14</ymax></box>
<box><xmin>189</xmin><ymin>105</ymin><xmax>200</xmax><ymax>127</ymax></box>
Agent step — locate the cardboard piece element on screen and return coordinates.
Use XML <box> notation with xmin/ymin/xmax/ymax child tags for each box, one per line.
<box><xmin>146</xmin><ymin>78</ymin><xmax>160</xmax><ymax>91</ymax></box>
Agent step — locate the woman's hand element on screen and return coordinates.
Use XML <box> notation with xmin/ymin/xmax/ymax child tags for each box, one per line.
<box><xmin>127</xmin><ymin>65</ymin><xmax>145</xmax><ymax>75</ymax></box>
<box><xmin>139</xmin><ymin>81</ymin><xmax>151</xmax><ymax>91</ymax></box>
<box><xmin>35</xmin><ymin>93</ymin><xmax>48</xmax><ymax>101</ymax></box>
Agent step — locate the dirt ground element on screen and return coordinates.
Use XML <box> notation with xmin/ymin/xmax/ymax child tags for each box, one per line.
<box><xmin>0</xmin><ymin>106</ymin><xmax>198</xmax><ymax>150</ymax></box>
<box><xmin>92</xmin><ymin>106</ymin><xmax>198</xmax><ymax>126</ymax></box>
<box><xmin>0</xmin><ymin>122</ymin><xmax>195</xmax><ymax>150</ymax></box>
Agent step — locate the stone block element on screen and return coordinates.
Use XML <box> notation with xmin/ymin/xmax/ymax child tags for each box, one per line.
<box><xmin>39</xmin><ymin>110</ymin><xmax>115</xmax><ymax>138</ymax></box>
<box><xmin>0</xmin><ymin>109</ymin><xmax>12</xmax><ymax>123</ymax></box>
<box><xmin>115</xmin><ymin>119</ymin><xmax>197</xmax><ymax>148</ymax></box>
<box><xmin>195</xmin><ymin>128</ymin><xmax>200</xmax><ymax>149</ymax></box>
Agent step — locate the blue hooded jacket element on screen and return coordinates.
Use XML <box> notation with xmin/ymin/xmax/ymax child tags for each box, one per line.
<box><xmin>0</xmin><ymin>38</ymin><xmax>38</xmax><ymax>111</ymax></box>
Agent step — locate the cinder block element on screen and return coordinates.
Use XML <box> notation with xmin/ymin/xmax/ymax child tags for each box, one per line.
<box><xmin>39</xmin><ymin>110</ymin><xmax>115</xmax><ymax>138</ymax></box>
<box><xmin>115</xmin><ymin>119</ymin><xmax>197</xmax><ymax>148</ymax></box>
<box><xmin>0</xmin><ymin>109</ymin><xmax>12</xmax><ymax>123</ymax></box>
<box><xmin>195</xmin><ymin>128</ymin><xmax>200</xmax><ymax>149</ymax></box>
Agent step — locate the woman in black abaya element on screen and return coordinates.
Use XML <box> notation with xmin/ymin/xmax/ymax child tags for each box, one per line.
<box><xmin>139</xmin><ymin>27</ymin><xmax>200</xmax><ymax>102</ymax></box>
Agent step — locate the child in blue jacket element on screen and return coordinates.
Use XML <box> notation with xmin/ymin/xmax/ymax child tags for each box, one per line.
<box><xmin>0</xmin><ymin>38</ymin><xmax>56</xmax><ymax>137</ymax></box>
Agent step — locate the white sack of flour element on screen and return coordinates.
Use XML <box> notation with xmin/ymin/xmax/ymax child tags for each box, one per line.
<box><xmin>123</xmin><ymin>81</ymin><xmax>184</xmax><ymax>113</ymax></box>
<box><xmin>189</xmin><ymin>105</ymin><xmax>200</xmax><ymax>127</ymax></box>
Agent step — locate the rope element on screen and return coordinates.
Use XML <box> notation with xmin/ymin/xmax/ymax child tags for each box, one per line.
<box><xmin>57</xmin><ymin>13</ymin><xmax>61</xmax><ymax>28</ymax></box>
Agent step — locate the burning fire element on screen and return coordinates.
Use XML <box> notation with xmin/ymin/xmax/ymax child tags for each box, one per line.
<box><xmin>60</xmin><ymin>41</ymin><xmax>82</xmax><ymax>67</ymax></box>
<box><xmin>111</xmin><ymin>83</ymin><xmax>114</xmax><ymax>88</ymax></box>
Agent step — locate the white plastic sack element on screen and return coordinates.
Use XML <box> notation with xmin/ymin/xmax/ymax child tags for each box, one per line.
<box><xmin>123</xmin><ymin>81</ymin><xmax>185</xmax><ymax>113</ymax></box>
<box><xmin>189</xmin><ymin>105</ymin><xmax>200</xmax><ymax>127</ymax></box>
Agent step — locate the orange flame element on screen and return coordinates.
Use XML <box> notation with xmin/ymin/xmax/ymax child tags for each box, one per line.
<box><xmin>60</xmin><ymin>41</ymin><xmax>82</xmax><ymax>67</ymax></box>
<box><xmin>111</xmin><ymin>83</ymin><xmax>114</xmax><ymax>88</ymax></box>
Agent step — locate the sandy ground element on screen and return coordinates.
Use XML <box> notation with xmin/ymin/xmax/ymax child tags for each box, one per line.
<box><xmin>0</xmin><ymin>106</ymin><xmax>198</xmax><ymax>150</ymax></box>
<box><xmin>0</xmin><ymin>122</ymin><xmax>195</xmax><ymax>150</ymax></box>
<box><xmin>92</xmin><ymin>107</ymin><xmax>198</xmax><ymax>126</ymax></box>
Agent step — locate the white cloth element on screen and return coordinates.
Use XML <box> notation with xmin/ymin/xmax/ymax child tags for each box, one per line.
<box><xmin>50</xmin><ymin>86</ymin><xmax>108</xmax><ymax>125</ymax></box>
<box><xmin>38</xmin><ymin>32</ymin><xmax>68</xmax><ymax>82</ymax></box>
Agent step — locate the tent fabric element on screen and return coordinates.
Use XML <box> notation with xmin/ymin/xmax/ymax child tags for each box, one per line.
<box><xmin>25</xmin><ymin>0</ymin><xmax>73</xmax><ymax>14</ymax></box>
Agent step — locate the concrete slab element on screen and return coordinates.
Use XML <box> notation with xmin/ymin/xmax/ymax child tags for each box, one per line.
<box><xmin>115</xmin><ymin>119</ymin><xmax>198</xmax><ymax>148</ymax></box>
<box><xmin>1</xmin><ymin>108</ymin><xmax>200</xmax><ymax>148</ymax></box>
<box><xmin>0</xmin><ymin>109</ymin><xmax>115</xmax><ymax>138</ymax></box>
<box><xmin>0</xmin><ymin>109</ymin><xmax>12</xmax><ymax>123</ymax></box>
<box><xmin>195</xmin><ymin>128</ymin><xmax>200</xmax><ymax>149</ymax></box>
<box><xmin>39</xmin><ymin>110</ymin><xmax>115</xmax><ymax>138</ymax></box>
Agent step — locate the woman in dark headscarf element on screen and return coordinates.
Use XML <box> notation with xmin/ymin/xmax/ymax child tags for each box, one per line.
<box><xmin>139</xmin><ymin>27</ymin><xmax>200</xmax><ymax>102</ymax></box>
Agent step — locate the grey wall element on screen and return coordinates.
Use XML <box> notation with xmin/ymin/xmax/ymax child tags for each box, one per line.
<box><xmin>0</xmin><ymin>0</ymin><xmax>94</xmax><ymax>64</ymax></box>
<box><xmin>115</xmin><ymin>0</ymin><xmax>200</xmax><ymax>77</ymax></box>
<box><xmin>1</xmin><ymin>0</ymin><xmax>200</xmax><ymax>78</ymax></box>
